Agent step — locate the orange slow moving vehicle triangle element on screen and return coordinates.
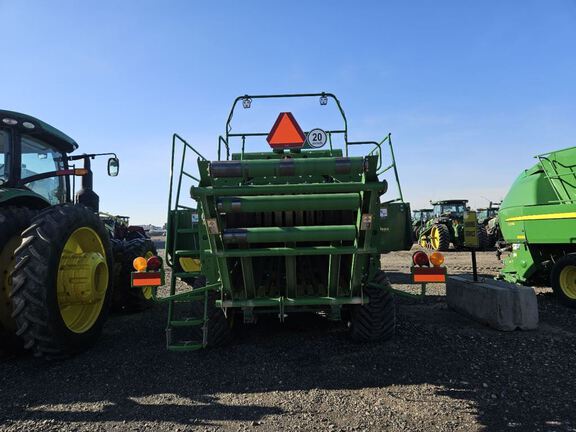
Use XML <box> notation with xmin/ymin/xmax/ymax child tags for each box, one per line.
<box><xmin>266</xmin><ymin>112</ymin><xmax>306</xmax><ymax>149</ymax></box>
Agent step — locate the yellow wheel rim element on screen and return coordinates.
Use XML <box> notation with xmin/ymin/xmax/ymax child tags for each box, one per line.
<box><xmin>57</xmin><ymin>227</ymin><xmax>109</xmax><ymax>333</ymax></box>
<box><xmin>0</xmin><ymin>236</ymin><xmax>21</xmax><ymax>333</ymax></box>
<box><xmin>430</xmin><ymin>226</ymin><xmax>440</xmax><ymax>250</ymax></box>
<box><xmin>559</xmin><ymin>265</ymin><xmax>576</xmax><ymax>299</ymax></box>
<box><xmin>419</xmin><ymin>236</ymin><xmax>428</xmax><ymax>248</ymax></box>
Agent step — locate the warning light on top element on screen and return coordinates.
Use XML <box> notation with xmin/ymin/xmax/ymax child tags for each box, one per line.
<box><xmin>266</xmin><ymin>112</ymin><xmax>306</xmax><ymax>150</ymax></box>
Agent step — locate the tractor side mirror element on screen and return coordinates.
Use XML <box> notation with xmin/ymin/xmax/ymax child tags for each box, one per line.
<box><xmin>107</xmin><ymin>157</ymin><xmax>119</xmax><ymax>177</ymax></box>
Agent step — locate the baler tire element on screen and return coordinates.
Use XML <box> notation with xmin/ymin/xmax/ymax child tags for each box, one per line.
<box><xmin>190</xmin><ymin>276</ymin><xmax>233</xmax><ymax>347</ymax></box>
<box><xmin>349</xmin><ymin>271</ymin><xmax>395</xmax><ymax>342</ymax></box>
<box><xmin>551</xmin><ymin>255</ymin><xmax>576</xmax><ymax>308</ymax></box>
<box><xmin>430</xmin><ymin>224</ymin><xmax>450</xmax><ymax>251</ymax></box>
<box><xmin>0</xmin><ymin>207</ymin><xmax>35</xmax><ymax>350</ymax></box>
<box><xmin>11</xmin><ymin>204</ymin><xmax>114</xmax><ymax>357</ymax></box>
<box><xmin>112</xmin><ymin>238</ymin><xmax>157</xmax><ymax>313</ymax></box>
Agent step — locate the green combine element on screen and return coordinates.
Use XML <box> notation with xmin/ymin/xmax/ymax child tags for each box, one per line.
<box><xmin>134</xmin><ymin>93</ymin><xmax>413</xmax><ymax>350</ymax></box>
<box><xmin>499</xmin><ymin>146</ymin><xmax>576</xmax><ymax>307</ymax></box>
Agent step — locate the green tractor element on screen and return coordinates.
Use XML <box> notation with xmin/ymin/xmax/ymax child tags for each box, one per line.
<box><xmin>418</xmin><ymin>199</ymin><xmax>487</xmax><ymax>251</ymax></box>
<box><xmin>411</xmin><ymin>208</ymin><xmax>433</xmax><ymax>241</ymax></box>
<box><xmin>132</xmin><ymin>93</ymin><xmax>413</xmax><ymax>350</ymax></box>
<box><xmin>99</xmin><ymin>212</ymin><xmax>158</xmax><ymax>312</ymax></box>
<box><xmin>0</xmin><ymin>110</ymin><xmax>154</xmax><ymax>356</ymax></box>
<box><xmin>476</xmin><ymin>202</ymin><xmax>502</xmax><ymax>249</ymax></box>
<box><xmin>499</xmin><ymin>146</ymin><xmax>576</xmax><ymax>308</ymax></box>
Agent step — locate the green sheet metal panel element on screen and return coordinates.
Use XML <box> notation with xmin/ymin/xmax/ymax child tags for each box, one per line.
<box><xmin>378</xmin><ymin>201</ymin><xmax>412</xmax><ymax>252</ymax></box>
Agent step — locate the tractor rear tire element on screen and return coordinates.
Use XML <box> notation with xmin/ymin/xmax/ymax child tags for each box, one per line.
<box><xmin>11</xmin><ymin>204</ymin><xmax>114</xmax><ymax>357</ymax></box>
<box><xmin>550</xmin><ymin>255</ymin><xmax>576</xmax><ymax>308</ymax></box>
<box><xmin>0</xmin><ymin>207</ymin><xmax>35</xmax><ymax>350</ymax></box>
<box><xmin>430</xmin><ymin>224</ymin><xmax>450</xmax><ymax>251</ymax></box>
<box><xmin>349</xmin><ymin>271</ymin><xmax>395</xmax><ymax>342</ymax></box>
<box><xmin>477</xmin><ymin>225</ymin><xmax>489</xmax><ymax>250</ymax></box>
<box><xmin>112</xmin><ymin>238</ymin><xmax>157</xmax><ymax>313</ymax></box>
<box><xmin>189</xmin><ymin>276</ymin><xmax>233</xmax><ymax>347</ymax></box>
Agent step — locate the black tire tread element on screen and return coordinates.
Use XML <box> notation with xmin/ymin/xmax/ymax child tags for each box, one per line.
<box><xmin>11</xmin><ymin>204</ymin><xmax>113</xmax><ymax>357</ymax></box>
<box><xmin>112</xmin><ymin>237</ymin><xmax>157</xmax><ymax>312</ymax></box>
<box><xmin>434</xmin><ymin>224</ymin><xmax>451</xmax><ymax>251</ymax></box>
<box><xmin>0</xmin><ymin>206</ymin><xmax>36</xmax><ymax>349</ymax></box>
<box><xmin>189</xmin><ymin>276</ymin><xmax>233</xmax><ymax>347</ymax></box>
<box><xmin>349</xmin><ymin>271</ymin><xmax>395</xmax><ymax>342</ymax></box>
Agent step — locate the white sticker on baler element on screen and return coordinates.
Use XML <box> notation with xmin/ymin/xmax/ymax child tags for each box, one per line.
<box><xmin>380</xmin><ymin>208</ymin><xmax>388</xmax><ymax>218</ymax></box>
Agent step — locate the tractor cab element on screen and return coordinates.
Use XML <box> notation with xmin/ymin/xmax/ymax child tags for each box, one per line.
<box><xmin>412</xmin><ymin>208</ymin><xmax>433</xmax><ymax>223</ymax></box>
<box><xmin>1</xmin><ymin>110</ymin><xmax>77</xmax><ymax>206</ymax></box>
<box><xmin>0</xmin><ymin>110</ymin><xmax>119</xmax><ymax>211</ymax></box>
<box><xmin>477</xmin><ymin>202</ymin><xmax>500</xmax><ymax>225</ymax></box>
<box><xmin>431</xmin><ymin>200</ymin><xmax>469</xmax><ymax>220</ymax></box>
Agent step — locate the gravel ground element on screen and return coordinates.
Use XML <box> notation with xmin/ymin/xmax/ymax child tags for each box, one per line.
<box><xmin>1</xmin><ymin>245</ymin><xmax>575</xmax><ymax>432</ymax></box>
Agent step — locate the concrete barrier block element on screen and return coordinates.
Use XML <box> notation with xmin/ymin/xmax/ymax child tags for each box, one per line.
<box><xmin>446</xmin><ymin>275</ymin><xmax>538</xmax><ymax>331</ymax></box>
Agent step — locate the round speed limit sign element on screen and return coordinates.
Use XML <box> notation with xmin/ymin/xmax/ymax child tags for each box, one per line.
<box><xmin>306</xmin><ymin>128</ymin><xmax>327</xmax><ymax>148</ymax></box>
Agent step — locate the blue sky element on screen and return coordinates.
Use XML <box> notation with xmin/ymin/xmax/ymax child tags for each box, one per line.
<box><xmin>1</xmin><ymin>1</ymin><xmax>575</xmax><ymax>224</ymax></box>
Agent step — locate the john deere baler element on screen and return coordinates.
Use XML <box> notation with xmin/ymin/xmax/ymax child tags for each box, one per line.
<box><xmin>499</xmin><ymin>146</ymin><xmax>576</xmax><ymax>307</ymax></box>
<box><xmin>136</xmin><ymin>93</ymin><xmax>413</xmax><ymax>350</ymax></box>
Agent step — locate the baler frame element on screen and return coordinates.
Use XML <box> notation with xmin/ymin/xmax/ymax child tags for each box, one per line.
<box><xmin>156</xmin><ymin>93</ymin><xmax>411</xmax><ymax>350</ymax></box>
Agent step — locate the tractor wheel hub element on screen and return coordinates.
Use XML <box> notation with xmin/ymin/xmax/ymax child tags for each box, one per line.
<box><xmin>58</xmin><ymin>252</ymin><xmax>108</xmax><ymax>305</ymax></box>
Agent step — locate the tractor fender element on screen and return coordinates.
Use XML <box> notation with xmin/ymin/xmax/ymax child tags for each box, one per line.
<box><xmin>0</xmin><ymin>188</ymin><xmax>51</xmax><ymax>210</ymax></box>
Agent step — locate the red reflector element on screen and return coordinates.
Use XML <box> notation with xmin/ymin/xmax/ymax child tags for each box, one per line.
<box><xmin>266</xmin><ymin>112</ymin><xmax>306</xmax><ymax>149</ymax></box>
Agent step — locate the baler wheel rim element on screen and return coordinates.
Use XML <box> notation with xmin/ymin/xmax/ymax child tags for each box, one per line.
<box><xmin>559</xmin><ymin>265</ymin><xmax>576</xmax><ymax>299</ymax></box>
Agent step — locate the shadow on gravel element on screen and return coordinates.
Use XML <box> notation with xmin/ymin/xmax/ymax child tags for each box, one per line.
<box><xmin>1</xmin><ymin>290</ymin><xmax>575</xmax><ymax>431</ymax></box>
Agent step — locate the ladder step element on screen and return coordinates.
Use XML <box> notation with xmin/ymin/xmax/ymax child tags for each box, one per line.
<box><xmin>167</xmin><ymin>342</ymin><xmax>204</xmax><ymax>352</ymax></box>
<box><xmin>169</xmin><ymin>319</ymin><xmax>204</xmax><ymax>327</ymax></box>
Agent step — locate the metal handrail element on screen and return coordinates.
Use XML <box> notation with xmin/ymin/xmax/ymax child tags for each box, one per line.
<box><xmin>167</xmin><ymin>134</ymin><xmax>204</xmax><ymax>266</ymax></box>
<box><xmin>537</xmin><ymin>155</ymin><xmax>576</xmax><ymax>203</ymax></box>
<box><xmin>224</xmin><ymin>93</ymin><xmax>348</xmax><ymax>156</ymax></box>
<box><xmin>346</xmin><ymin>134</ymin><xmax>404</xmax><ymax>202</ymax></box>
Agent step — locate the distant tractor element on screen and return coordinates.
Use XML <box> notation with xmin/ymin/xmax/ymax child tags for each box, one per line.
<box><xmin>476</xmin><ymin>202</ymin><xmax>502</xmax><ymax>249</ymax></box>
<box><xmin>411</xmin><ymin>208</ymin><xmax>433</xmax><ymax>241</ymax></box>
<box><xmin>99</xmin><ymin>213</ymin><xmax>157</xmax><ymax>312</ymax></box>
<box><xmin>131</xmin><ymin>93</ymin><xmax>414</xmax><ymax>350</ymax></box>
<box><xmin>0</xmin><ymin>109</ymin><xmax>155</xmax><ymax>356</ymax></box>
<box><xmin>499</xmin><ymin>146</ymin><xmax>576</xmax><ymax>308</ymax></box>
<box><xmin>419</xmin><ymin>200</ymin><xmax>487</xmax><ymax>251</ymax></box>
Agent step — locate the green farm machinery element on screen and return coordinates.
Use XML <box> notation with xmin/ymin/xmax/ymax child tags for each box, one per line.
<box><xmin>477</xmin><ymin>202</ymin><xmax>502</xmax><ymax>249</ymax></box>
<box><xmin>499</xmin><ymin>146</ymin><xmax>576</xmax><ymax>307</ymax></box>
<box><xmin>0</xmin><ymin>110</ymin><xmax>154</xmax><ymax>356</ymax></box>
<box><xmin>134</xmin><ymin>93</ymin><xmax>413</xmax><ymax>350</ymax></box>
<box><xmin>411</xmin><ymin>208</ymin><xmax>433</xmax><ymax>241</ymax></box>
<box><xmin>418</xmin><ymin>200</ymin><xmax>472</xmax><ymax>250</ymax></box>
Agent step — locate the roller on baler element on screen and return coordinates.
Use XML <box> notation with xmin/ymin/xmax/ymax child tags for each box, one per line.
<box><xmin>131</xmin><ymin>93</ymin><xmax>414</xmax><ymax>350</ymax></box>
